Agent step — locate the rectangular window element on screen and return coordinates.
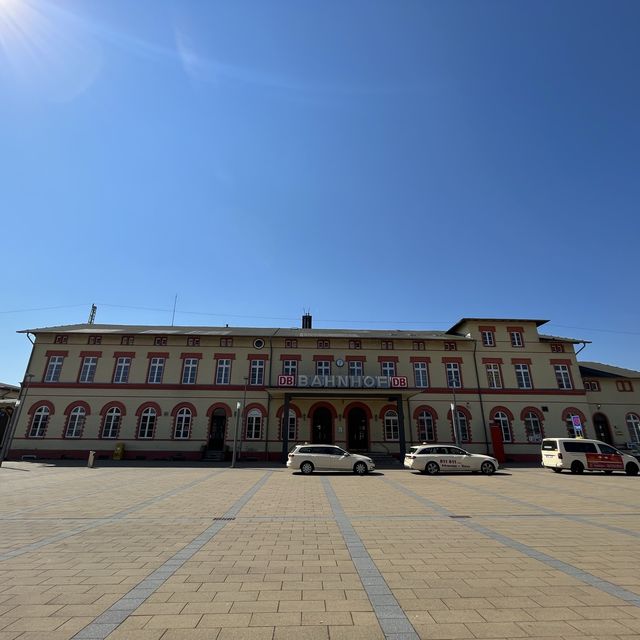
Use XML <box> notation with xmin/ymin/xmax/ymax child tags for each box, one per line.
<box><xmin>584</xmin><ymin>380</ymin><xmax>600</xmax><ymax>392</ymax></box>
<box><xmin>250</xmin><ymin>360</ymin><xmax>265</xmax><ymax>385</ymax></box>
<box><xmin>616</xmin><ymin>380</ymin><xmax>633</xmax><ymax>392</ymax></box>
<box><xmin>316</xmin><ymin>360</ymin><xmax>331</xmax><ymax>376</ymax></box>
<box><xmin>381</xmin><ymin>361</ymin><xmax>396</xmax><ymax>377</ymax></box>
<box><xmin>412</xmin><ymin>341</ymin><xmax>425</xmax><ymax>351</ymax></box>
<box><xmin>554</xmin><ymin>364</ymin><xmax>572</xmax><ymax>390</ymax></box>
<box><xmin>148</xmin><ymin>358</ymin><xmax>165</xmax><ymax>383</ymax></box>
<box><xmin>486</xmin><ymin>364</ymin><xmax>502</xmax><ymax>389</ymax></box>
<box><xmin>515</xmin><ymin>364</ymin><xmax>532</xmax><ymax>389</ymax></box>
<box><xmin>44</xmin><ymin>356</ymin><xmax>64</xmax><ymax>382</ymax></box>
<box><xmin>216</xmin><ymin>359</ymin><xmax>231</xmax><ymax>385</ymax></box>
<box><xmin>481</xmin><ymin>331</ymin><xmax>495</xmax><ymax>347</ymax></box>
<box><xmin>88</xmin><ymin>335</ymin><xmax>102</xmax><ymax>345</ymax></box>
<box><xmin>187</xmin><ymin>337</ymin><xmax>200</xmax><ymax>347</ymax></box>
<box><xmin>54</xmin><ymin>335</ymin><xmax>68</xmax><ymax>344</ymax></box>
<box><xmin>381</xmin><ymin>340</ymin><xmax>394</xmax><ymax>350</ymax></box>
<box><xmin>246</xmin><ymin>414</ymin><xmax>262</xmax><ymax>439</ymax></box>
<box><xmin>446</xmin><ymin>362</ymin><xmax>461</xmax><ymax>388</ymax></box>
<box><xmin>317</xmin><ymin>339</ymin><xmax>330</xmax><ymax>349</ymax></box>
<box><xmin>285</xmin><ymin>339</ymin><xmax>298</xmax><ymax>348</ymax></box>
<box><xmin>182</xmin><ymin>358</ymin><xmax>199</xmax><ymax>384</ymax></box>
<box><xmin>154</xmin><ymin>336</ymin><xmax>168</xmax><ymax>346</ymax></box>
<box><xmin>444</xmin><ymin>342</ymin><xmax>457</xmax><ymax>351</ymax></box>
<box><xmin>121</xmin><ymin>336</ymin><xmax>134</xmax><ymax>346</ymax></box>
<box><xmin>550</xmin><ymin>343</ymin><xmax>565</xmax><ymax>353</ymax></box>
<box><xmin>113</xmin><ymin>357</ymin><xmax>131</xmax><ymax>384</ymax></box>
<box><xmin>349</xmin><ymin>340</ymin><xmax>362</xmax><ymax>350</ymax></box>
<box><xmin>349</xmin><ymin>361</ymin><xmax>363</xmax><ymax>377</ymax></box>
<box><xmin>283</xmin><ymin>360</ymin><xmax>297</xmax><ymax>376</ymax></box>
<box><xmin>79</xmin><ymin>357</ymin><xmax>98</xmax><ymax>383</ymax></box>
<box><xmin>510</xmin><ymin>331</ymin><xmax>524</xmax><ymax>347</ymax></box>
<box><xmin>414</xmin><ymin>362</ymin><xmax>429</xmax><ymax>388</ymax></box>
<box><xmin>220</xmin><ymin>337</ymin><xmax>233</xmax><ymax>347</ymax></box>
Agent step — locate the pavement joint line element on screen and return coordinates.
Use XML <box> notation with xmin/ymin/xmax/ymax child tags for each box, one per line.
<box><xmin>383</xmin><ymin>477</ymin><xmax>640</xmax><ymax>608</ymax></box>
<box><xmin>0</xmin><ymin>469</ymin><xmax>226</xmax><ymax>562</ymax></box>
<box><xmin>438</xmin><ymin>474</ymin><xmax>640</xmax><ymax>539</ymax></box>
<box><xmin>71</xmin><ymin>470</ymin><xmax>273</xmax><ymax>640</ymax></box>
<box><xmin>321</xmin><ymin>477</ymin><xmax>419</xmax><ymax>640</ymax></box>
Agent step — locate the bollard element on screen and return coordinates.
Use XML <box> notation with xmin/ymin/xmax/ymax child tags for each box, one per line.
<box><xmin>87</xmin><ymin>450</ymin><xmax>96</xmax><ymax>468</ymax></box>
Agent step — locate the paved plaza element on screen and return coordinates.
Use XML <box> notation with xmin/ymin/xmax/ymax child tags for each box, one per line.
<box><xmin>0</xmin><ymin>462</ymin><xmax>639</xmax><ymax>640</ymax></box>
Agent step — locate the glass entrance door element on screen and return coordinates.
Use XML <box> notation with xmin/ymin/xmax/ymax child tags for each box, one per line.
<box><xmin>347</xmin><ymin>407</ymin><xmax>368</xmax><ymax>450</ymax></box>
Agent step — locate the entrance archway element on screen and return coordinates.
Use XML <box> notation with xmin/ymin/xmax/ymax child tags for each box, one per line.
<box><xmin>209</xmin><ymin>409</ymin><xmax>227</xmax><ymax>451</ymax></box>
<box><xmin>593</xmin><ymin>413</ymin><xmax>612</xmax><ymax>444</ymax></box>
<box><xmin>347</xmin><ymin>407</ymin><xmax>369</xmax><ymax>450</ymax></box>
<box><xmin>311</xmin><ymin>407</ymin><xmax>333</xmax><ymax>444</ymax></box>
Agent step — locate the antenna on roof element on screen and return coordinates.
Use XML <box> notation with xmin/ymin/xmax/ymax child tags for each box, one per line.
<box><xmin>171</xmin><ymin>294</ymin><xmax>178</xmax><ymax>326</ymax></box>
<box><xmin>88</xmin><ymin>304</ymin><xmax>97</xmax><ymax>325</ymax></box>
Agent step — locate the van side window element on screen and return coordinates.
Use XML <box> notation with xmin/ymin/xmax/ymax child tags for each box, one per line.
<box><xmin>541</xmin><ymin>440</ymin><xmax>557</xmax><ymax>451</ymax></box>
<box><xmin>598</xmin><ymin>444</ymin><xmax>618</xmax><ymax>455</ymax></box>
<box><xmin>564</xmin><ymin>441</ymin><xmax>597</xmax><ymax>453</ymax></box>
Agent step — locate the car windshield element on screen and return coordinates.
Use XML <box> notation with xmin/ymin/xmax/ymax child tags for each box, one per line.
<box><xmin>408</xmin><ymin>447</ymin><xmax>420</xmax><ymax>454</ymax></box>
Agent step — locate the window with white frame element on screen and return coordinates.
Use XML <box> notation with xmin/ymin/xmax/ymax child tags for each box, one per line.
<box><xmin>283</xmin><ymin>360</ymin><xmax>298</xmax><ymax>376</ymax></box>
<box><xmin>349</xmin><ymin>340</ymin><xmax>361</xmax><ymax>350</ymax></box>
<box><xmin>454</xmin><ymin>411</ymin><xmax>469</xmax><ymax>442</ymax></box>
<box><xmin>510</xmin><ymin>331</ymin><xmax>524</xmax><ymax>347</ymax></box>
<box><xmin>102</xmin><ymin>407</ymin><xmax>121</xmax><ymax>439</ymax></box>
<box><xmin>79</xmin><ymin>357</ymin><xmax>98</xmax><ymax>383</ymax></box>
<box><xmin>216</xmin><ymin>359</ymin><xmax>231</xmax><ymax>385</ymax></box>
<box><xmin>446</xmin><ymin>362</ymin><xmax>461</xmax><ymax>388</ymax></box>
<box><xmin>44</xmin><ymin>356</ymin><xmax>64</xmax><ymax>382</ymax></box>
<box><xmin>316</xmin><ymin>360</ymin><xmax>331</xmax><ymax>377</ymax></box>
<box><xmin>554</xmin><ymin>364</ymin><xmax>572</xmax><ymax>390</ymax></box>
<box><xmin>494</xmin><ymin>411</ymin><xmax>511</xmax><ymax>443</ymax></box>
<box><xmin>627</xmin><ymin>413</ymin><xmax>640</xmax><ymax>443</ymax></box>
<box><xmin>148</xmin><ymin>358</ymin><xmax>165</xmax><ymax>384</ymax></box>
<box><xmin>349</xmin><ymin>361</ymin><xmax>363</xmax><ymax>377</ymax></box>
<box><xmin>481</xmin><ymin>330</ymin><xmax>495</xmax><ymax>347</ymax></box>
<box><xmin>414</xmin><ymin>362</ymin><xmax>429</xmax><ymax>388</ymax></box>
<box><xmin>182</xmin><ymin>358</ymin><xmax>199</xmax><ymax>384</ymax></box>
<box><xmin>417</xmin><ymin>410</ymin><xmax>435</xmax><ymax>441</ymax></box>
<box><xmin>113</xmin><ymin>357</ymin><xmax>131</xmax><ymax>384</ymax></box>
<box><xmin>65</xmin><ymin>406</ymin><xmax>86</xmax><ymax>438</ymax></box>
<box><xmin>138</xmin><ymin>407</ymin><xmax>156</xmax><ymax>438</ymax></box>
<box><xmin>174</xmin><ymin>408</ymin><xmax>192</xmax><ymax>439</ymax></box>
<box><xmin>29</xmin><ymin>406</ymin><xmax>50</xmax><ymax>437</ymax></box>
<box><xmin>515</xmin><ymin>364</ymin><xmax>532</xmax><ymax>389</ymax></box>
<box><xmin>486</xmin><ymin>364</ymin><xmax>502</xmax><ymax>389</ymax></box>
<box><xmin>381</xmin><ymin>361</ymin><xmax>396</xmax><ymax>377</ymax></box>
<box><xmin>250</xmin><ymin>360</ymin><xmax>265</xmax><ymax>385</ymax></box>
<box><xmin>246</xmin><ymin>409</ymin><xmax>262</xmax><ymax>439</ymax></box>
<box><xmin>524</xmin><ymin>411</ymin><xmax>543</xmax><ymax>442</ymax></box>
<box><xmin>282</xmin><ymin>409</ymin><xmax>296</xmax><ymax>441</ymax></box>
<box><xmin>384</xmin><ymin>410</ymin><xmax>399</xmax><ymax>441</ymax></box>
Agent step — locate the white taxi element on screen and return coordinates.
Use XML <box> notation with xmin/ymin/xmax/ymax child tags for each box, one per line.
<box><xmin>287</xmin><ymin>444</ymin><xmax>375</xmax><ymax>475</ymax></box>
<box><xmin>404</xmin><ymin>444</ymin><xmax>499</xmax><ymax>475</ymax></box>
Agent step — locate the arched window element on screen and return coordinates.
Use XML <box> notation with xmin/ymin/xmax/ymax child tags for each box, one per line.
<box><xmin>29</xmin><ymin>406</ymin><xmax>50</xmax><ymax>438</ymax></box>
<box><xmin>384</xmin><ymin>410</ymin><xmax>399</xmax><ymax>441</ymax></box>
<box><xmin>281</xmin><ymin>410</ymin><xmax>297</xmax><ymax>442</ymax></box>
<box><xmin>138</xmin><ymin>407</ymin><xmax>156</xmax><ymax>439</ymax></box>
<box><xmin>494</xmin><ymin>411</ymin><xmax>511</xmax><ymax>443</ymax></box>
<box><xmin>455</xmin><ymin>411</ymin><xmax>469</xmax><ymax>442</ymax></box>
<box><xmin>174</xmin><ymin>408</ymin><xmax>192</xmax><ymax>439</ymax></box>
<box><xmin>627</xmin><ymin>413</ymin><xmax>640</xmax><ymax>443</ymax></box>
<box><xmin>246</xmin><ymin>409</ymin><xmax>262</xmax><ymax>440</ymax></box>
<box><xmin>65</xmin><ymin>406</ymin><xmax>86</xmax><ymax>438</ymax></box>
<box><xmin>524</xmin><ymin>411</ymin><xmax>543</xmax><ymax>442</ymax></box>
<box><xmin>417</xmin><ymin>410</ymin><xmax>436</xmax><ymax>442</ymax></box>
<box><xmin>102</xmin><ymin>407</ymin><xmax>121</xmax><ymax>439</ymax></box>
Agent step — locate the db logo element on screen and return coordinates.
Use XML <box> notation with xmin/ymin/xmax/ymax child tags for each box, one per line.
<box><xmin>278</xmin><ymin>375</ymin><xmax>295</xmax><ymax>387</ymax></box>
<box><xmin>390</xmin><ymin>376</ymin><xmax>408</xmax><ymax>388</ymax></box>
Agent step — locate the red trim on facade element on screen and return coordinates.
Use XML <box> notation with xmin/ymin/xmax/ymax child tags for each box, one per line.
<box><xmin>28</xmin><ymin>400</ymin><xmax>55</xmax><ymax>414</ymax></box>
<box><xmin>489</xmin><ymin>405</ymin><xmax>514</xmax><ymax>422</ymax></box>
<box><xmin>180</xmin><ymin>352</ymin><xmax>203</xmax><ymax>359</ymax></box>
<box><xmin>171</xmin><ymin>402</ymin><xmax>198</xmax><ymax>417</ymax></box>
<box><xmin>147</xmin><ymin>352</ymin><xmax>170</xmax><ymax>359</ymax></box>
<box><xmin>207</xmin><ymin>403</ymin><xmax>231</xmax><ymax>418</ymax></box>
<box><xmin>45</xmin><ymin>350</ymin><xmax>69</xmax><ymax>357</ymax></box>
<box><xmin>63</xmin><ymin>400</ymin><xmax>91</xmax><ymax>416</ymax></box>
<box><xmin>377</xmin><ymin>356</ymin><xmax>399</xmax><ymax>363</ymax></box>
<box><xmin>313</xmin><ymin>354</ymin><xmax>335</xmax><ymax>362</ymax></box>
<box><xmin>446</xmin><ymin>405</ymin><xmax>473</xmax><ymax>443</ymax></box>
<box><xmin>79</xmin><ymin>351</ymin><xmax>102</xmax><ymax>358</ymax></box>
<box><xmin>308</xmin><ymin>401</ymin><xmax>338</xmax><ymax>420</ymax></box>
<box><xmin>244</xmin><ymin>403</ymin><xmax>267</xmax><ymax>416</ymax></box>
<box><xmin>378</xmin><ymin>404</ymin><xmax>397</xmax><ymax>419</ymax></box>
<box><xmin>478</xmin><ymin>325</ymin><xmax>496</xmax><ymax>332</ymax></box>
<box><xmin>520</xmin><ymin>406</ymin><xmax>544</xmax><ymax>422</ymax></box>
<box><xmin>441</xmin><ymin>357</ymin><xmax>463</xmax><ymax>364</ymax></box>
<box><xmin>247</xmin><ymin>354</ymin><xmax>269</xmax><ymax>361</ymax></box>
<box><xmin>113</xmin><ymin>352</ymin><xmax>136</xmax><ymax>358</ymax></box>
<box><xmin>561</xmin><ymin>407</ymin><xmax>587</xmax><ymax>424</ymax></box>
<box><xmin>413</xmin><ymin>405</ymin><xmax>439</xmax><ymax>420</ymax></box>
<box><xmin>100</xmin><ymin>401</ymin><xmax>127</xmax><ymax>416</ymax></box>
<box><xmin>549</xmin><ymin>358</ymin><xmax>572</xmax><ymax>366</ymax></box>
<box><xmin>136</xmin><ymin>402</ymin><xmax>162</xmax><ymax>417</ymax></box>
<box><xmin>482</xmin><ymin>357</ymin><xmax>504</xmax><ymax>364</ymax></box>
<box><xmin>214</xmin><ymin>353</ymin><xmax>236</xmax><ymax>360</ymax></box>
<box><xmin>342</xmin><ymin>401</ymin><xmax>372</xmax><ymax>420</ymax></box>
<box><xmin>410</xmin><ymin>356</ymin><xmax>431</xmax><ymax>363</ymax></box>
<box><xmin>506</xmin><ymin>326</ymin><xmax>524</xmax><ymax>333</ymax></box>
<box><xmin>280</xmin><ymin>354</ymin><xmax>302</xmax><ymax>361</ymax></box>
<box><xmin>345</xmin><ymin>355</ymin><xmax>367</xmax><ymax>362</ymax></box>
<box><xmin>511</xmin><ymin>358</ymin><xmax>532</xmax><ymax>365</ymax></box>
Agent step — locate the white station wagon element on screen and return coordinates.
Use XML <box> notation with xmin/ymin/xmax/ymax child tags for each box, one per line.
<box><xmin>405</xmin><ymin>444</ymin><xmax>499</xmax><ymax>475</ymax></box>
<box><xmin>287</xmin><ymin>444</ymin><xmax>375</xmax><ymax>475</ymax></box>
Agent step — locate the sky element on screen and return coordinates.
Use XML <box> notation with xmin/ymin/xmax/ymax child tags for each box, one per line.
<box><xmin>1</xmin><ymin>0</ymin><xmax>639</xmax><ymax>386</ymax></box>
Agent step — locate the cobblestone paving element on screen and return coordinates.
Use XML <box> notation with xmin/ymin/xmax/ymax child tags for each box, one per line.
<box><xmin>1</xmin><ymin>462</ymin><xmax>639</xmax><ymax>639</ymax></box>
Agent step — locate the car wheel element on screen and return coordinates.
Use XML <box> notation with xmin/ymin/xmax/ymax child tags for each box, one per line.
<box><xmin>552</xmin><ymin>468</ymin><xmax>562</xmax><ymax>474</ymax></box>
<box><xmin>570</xmin><ymin>461</ymin><xmax>584</xmax><ymax>474</ymax></box>
<box><xmin>353</xmin><ymin>462</ymin><xmax>367</xmax><ymax>475</ymax></box>
<box><xmin>625</xmin><ymin>462</ymin><xmax>639</xmax><ymax>476</ymax></box>
<box><xmin>425</xmin><ymin>461</ymin><xmax>440</xmax><ymax>475</ymax></box>
<box><xmin>480</xmin><ymin>461</ymin><xmax>496</xmax><ymax>475</ymax></box>
<box><xmin>300</xmin><ymin>461</ymin><xmax>314</xmax><ymax>475</ymax></box>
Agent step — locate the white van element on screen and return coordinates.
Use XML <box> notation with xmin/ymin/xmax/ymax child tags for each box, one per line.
<box><xmin>541</xmin><ymin>438</ymin><xmax>639</xmax><ymax>475</ymax></box>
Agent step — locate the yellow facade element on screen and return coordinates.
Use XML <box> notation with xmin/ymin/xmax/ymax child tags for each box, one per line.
<box><xmin>6</xmin><ymin>317</ymin><xmax>640</xmax><ymax>462</ymax></box>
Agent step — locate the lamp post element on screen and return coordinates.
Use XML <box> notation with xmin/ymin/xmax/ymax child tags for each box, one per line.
<box><xmin>231</xmin><ymin>377</ymin><xmax>248</xmax><ymax>468</ymax></box>
<box><xmin>0</xmin><ymin>373</ymin><xmax>34</xmax><ymax>467</ymax></box>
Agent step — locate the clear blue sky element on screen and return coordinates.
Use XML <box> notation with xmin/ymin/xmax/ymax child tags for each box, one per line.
<box><xmin>1</xmin><ymin>0</ymin><xmax>639</xmax><ymax>385</ymax></box>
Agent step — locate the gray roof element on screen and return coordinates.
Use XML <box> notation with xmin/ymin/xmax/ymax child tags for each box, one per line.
<box><xmin>448</xmin><ymin>317</ymin><xmax>549</xmax><ymax>334</ymax></box>
<box><xmin>19</xmin><ymin>323</ymin><xmax>465</xmax><ymax>341</ymax></box>
<box><xmin>578</xmin><ymin>362</ymin><xmax>640</xmax><ymax>379</ymax></box>
<box><xmin>539</xmin><ymin>333</ymin><xmax>591</xmax><ymax>345</ymax></box>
